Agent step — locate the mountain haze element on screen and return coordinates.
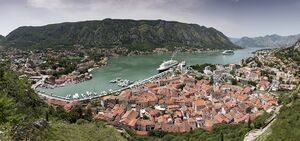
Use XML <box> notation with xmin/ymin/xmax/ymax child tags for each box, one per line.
<box><xmin>4</xmin><ymin>19</ymin><xmax>239</xmax><ymax>50</ymax></box>
<box><xmin>233</xmin><ymin>34</ymin><xmax>300</xmax><ymax>48</ymax></box>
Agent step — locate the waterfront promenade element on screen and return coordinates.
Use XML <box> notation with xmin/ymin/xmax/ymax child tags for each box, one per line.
<box><xmin>35</xmin><ymin>69</ymin><xmax>174</xmax><ymax>102</ymax></box>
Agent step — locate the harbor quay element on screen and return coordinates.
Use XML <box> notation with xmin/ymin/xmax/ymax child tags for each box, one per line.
<box><xmin>36</xmin><ymin>67</ymin><xmax>177</xmax><ymax>109</ymax></box>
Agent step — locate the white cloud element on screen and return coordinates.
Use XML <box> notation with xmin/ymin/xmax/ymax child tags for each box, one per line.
<box><xmin>27</xmin><ymin>0</ymin><xmax>67</xmax><ymax>9</ymax></box>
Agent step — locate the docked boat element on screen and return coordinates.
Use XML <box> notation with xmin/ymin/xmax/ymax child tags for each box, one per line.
<box><xmin>117</xmin><ymin>79</ymin><xmax>134</xmax><ymax>87</ymax></box>
<box><xmin>73</xmin><ymin>93</ymin><xmax>80</xmax><ymax>99</ymax></box>
<box><xmin>109</xmin><ymin>77</ymin><xmax>121</xmax><ymax>83</ymax></box>
<box><xmin>157</xmin><ymin>51</ymin><xmax>179</xmax><ymax>73</ymax></box>
<box><xmin>222</xmin><ymin>50</ymin><xmax>234</xmax><ymax>55</ymax></box>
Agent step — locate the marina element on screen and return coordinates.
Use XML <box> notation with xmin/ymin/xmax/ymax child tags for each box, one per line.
<box><xmin>36</xmin><ymin>47</ymin><xmax>264</xmax><ymax>100</ymax></box>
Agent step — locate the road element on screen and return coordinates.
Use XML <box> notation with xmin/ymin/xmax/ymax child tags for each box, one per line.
<box><xmin>244</xmin><ymin>105</ymin><xmax>282</xmax><ymax>141</ymax></box>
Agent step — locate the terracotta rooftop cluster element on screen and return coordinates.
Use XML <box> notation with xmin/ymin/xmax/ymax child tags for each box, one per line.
<box><xmin>95</xmin><ymin>73</ymin><xmax>277</xmax><ymax>133</ymax></box>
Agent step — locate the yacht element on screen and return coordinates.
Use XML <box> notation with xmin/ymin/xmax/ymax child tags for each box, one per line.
<box><xmin>157</xmin><ymin>51</ymin><xmax>179</xmax><ymax>73</ymax></box>
<box><xmin>222</xmin><ymin>50</ymin><xmax>234</xmax><ymax>55</ymax></box>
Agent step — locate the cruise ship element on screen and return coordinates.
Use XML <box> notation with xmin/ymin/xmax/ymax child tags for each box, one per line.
<box><xmin>157</xmin><ymin>51</ymin><xmax>179</xmax><ymax>73</ymax></box>
<box><xmin>222</xmin><ymin>50</ymin><xmax>234</xmax><ymax>55</ymax></box>
<box><xmin>157</xmin><ymin>60</ymin><xmax>179</xmax><ymax>73</ymax></box>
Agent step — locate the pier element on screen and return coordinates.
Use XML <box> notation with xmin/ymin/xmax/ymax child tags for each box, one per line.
<box><xmin>35</xmin><ymin>69</ymin><xmax>174</xmax><ymax>103</ymax></box>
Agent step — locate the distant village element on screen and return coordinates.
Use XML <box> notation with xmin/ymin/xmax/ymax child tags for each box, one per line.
<box><xmin>0</xmin><ymin>47</ymin><xmax>128</xmax><ymax>86</ymax></box>
<box><xmin>1</xmin><ymin>47</ymin><xmax>299</xmax><ymax>134</ymax></box>
<box><xmin>0</xmin><ymin>46</ymin><xmax>222</xmax><ymax>88</ymax></box>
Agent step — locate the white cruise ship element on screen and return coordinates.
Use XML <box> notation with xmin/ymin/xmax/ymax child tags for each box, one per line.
<box><xmin>222</xmin><ymin>50</ymin><xmax>234</xmax><ymax>55</ymax></box>
<box><xmin>157</xmin><ymin>51</ymin><xmax>179</xmax><ymax>73</ymax></box>
<box><xmin>157</xmin><ymin>60</ymin><xmax>179</xmax><ymax>73</ymax></box>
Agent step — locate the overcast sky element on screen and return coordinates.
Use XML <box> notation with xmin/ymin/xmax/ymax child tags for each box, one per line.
<box><xmin>1</xmin><ymin>0</ymin><xmax>300</xmax><ymax>37</ymax></box>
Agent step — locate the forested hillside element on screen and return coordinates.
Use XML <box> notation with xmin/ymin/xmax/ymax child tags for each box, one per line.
<box><xmin>4</xmin><ymin>19</ymin><xmax>239</xmax><ymax>50</ymax></box>
<box><xmin>0</xmin><ymin>66</ymin><xmax>126</xmax><ymax>140</ymax></box>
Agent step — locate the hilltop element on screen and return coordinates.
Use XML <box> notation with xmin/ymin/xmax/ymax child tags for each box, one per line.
<box><xmin>233</xmin><ymin>34</ymin><xmax>300</xmax><ymax>48</ymax></box>
<box><xmin>4</xmin><ymin>19</ymin><xmax>239</xmax><ymax>50</ymax></box>
<box><xmin>274</xmin><ymin>39</ymin><xmax>300</xmax><ymax>66</ymax></box>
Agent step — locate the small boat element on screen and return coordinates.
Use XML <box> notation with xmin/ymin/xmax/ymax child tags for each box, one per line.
<box><xmin>86</xmin><ymin>91</ymin><xmax>92</xmax><ymax>96</ymax></box>
<box><xmin>66</xmin><ymin>95</ymin><xmax>71</xmax><ymax>99</ymax></box>
<box><xmin>109</xmin><ymin>77</ymin><xmax>121</xmax><ymax>83</ymax></box>
<box><xmin>73</xmin><ymin>93</ymin><xmax>80</xmax><ymax>99</ymax></box>
<box><xmin>222</xmin><ymin>50</ymin><xmax>234</xmax><ymax>55</ymax></box>
<box><xmin>93</xmin><ymin>92</ymin><xmax>98</xmax><ymax>96</ymax></box>
<box><xmin>117</xmin><ymin>79</ymin><xmax>135</xmax><ymax>87</ymax></box>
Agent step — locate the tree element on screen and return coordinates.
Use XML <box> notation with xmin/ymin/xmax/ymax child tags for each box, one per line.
<box><xmin>0</xmin><ymin>68</ymin><xmax>4</xmax><ymax>80</ymax></box>
<box><xmin>45</xmin><ymin>111</ymin><xmax>49</xmax><ymax>122</ymax></box>
<box><xmin>292</xmin><ymin>91</ymin><xmax>299</xmax><ymax>101</ymax></box>
<box><xmin>0</xmin><ymin>94</ymin><xmax>18</xmax><ymax>124</ymax></box>
<box><xmin>220</xmin><ymin>131</ymin><xmax>224</xmax><ymax>141</ymax></box>
<box><xmin>248</xmin><ymin>116</ymin><xmax>251</xmax><ymax>129</ymax></box>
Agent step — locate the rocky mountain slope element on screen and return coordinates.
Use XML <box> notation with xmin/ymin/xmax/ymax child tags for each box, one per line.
<box><xmin>4</xmin><ymin>19</ymin><xmax>239</xmax><ymax>50</ymax></box>
<box><xmin>233</xmin><ymin>34</ymin><xmax>300</xmax><ymax>48</ymax></box>
<box><xmin>0</xmin><ymin>34</ymin><xmax>4</xmax><ymax>42</ymax></box>
<box><xmin>274</xmin><ymin>39</ymin><xmax>300</xmax><ymax>66</ymax></box>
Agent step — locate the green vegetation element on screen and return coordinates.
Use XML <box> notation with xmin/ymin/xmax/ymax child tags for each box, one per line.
<box><xmin>256</xmin><ymin>99</ymin><xmax>300</xmax><ymax>141</ymax></box>
<box><xmin>4</xmin><ymin>19</ymin><xmax>240</xmax><ymax>50</ymax></box>
<box><xmin>39</xmin><ymin>57</ymin><xmax>81</xmax><ymax>76</ymax></box>
<box><xmin>0</xmin><ymin>67</ymin><xmax>47</xmax><ymax>140</ymax></box>
<box><xmin>36</xmin><ymin>120</ymin><xmax>126</xmax><ymax>141</ymax></box>
<box><xmin>190</xmin><ymin>63</ymin><xmax>217</xmax><ymax>73</ymax></box>
<box><xmin>126</xmin><ymin>113</ymin><xmax>270</xmax><ymax>141</ymax></box>
<box><xmin>0</xmin><ymin>34</ymin><xmax>4</xmax><ymax>44</ymax></box>
<box><xmin>275</xmin><ymin>40</ymin><xmax>300</xmax><ymax>65</ymax></box>
<box><xmin>0</xmin><ymin>68</ymin><xmax>126</xmax><ymax>140</ymax></box>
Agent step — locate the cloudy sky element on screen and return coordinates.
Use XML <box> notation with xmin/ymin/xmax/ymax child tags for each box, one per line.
<box><xmin>1</xmin><ymin>0</ymin><xmax>300</xmax><ymax>37</ymax></box>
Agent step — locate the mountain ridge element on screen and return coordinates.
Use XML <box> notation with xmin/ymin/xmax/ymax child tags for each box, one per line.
<box><xmin>0</xmin><ymin>34</ymin><xmax>4</xmax><ymax>40</ymax></box>
<box><xmin>233</xmin><ymin>34</ymin><xmax>300</xmax><ymax>48</ymax></box>
<box><xmin>4</xmin><ymin>19</ymin><xmax>240</xmax><ymax>50</ymax></box>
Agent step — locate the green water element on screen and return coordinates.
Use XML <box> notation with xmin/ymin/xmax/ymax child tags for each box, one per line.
<box><xmin>38</xmin><ymin>48</ymin><xmax>263</xmax><ymax>97</ymax></box>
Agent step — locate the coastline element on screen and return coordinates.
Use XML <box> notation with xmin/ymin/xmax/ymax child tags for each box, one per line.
<box><xmin>34</xmin><ymin>47</ymin><xmax>250</xmax><ymax>102</ymax></box>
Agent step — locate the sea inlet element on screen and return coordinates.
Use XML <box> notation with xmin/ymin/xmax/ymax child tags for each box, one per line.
<box><xmin>37</xmin><ymin>47</ymin><xmax>265</xmax><ymax>98</ymax></box>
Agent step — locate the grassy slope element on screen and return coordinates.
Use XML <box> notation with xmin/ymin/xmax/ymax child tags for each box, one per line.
<box><xmin>38</xmin><ymin>120</ymin><xmax>126</xmax><ymax>141</ymax></box>
<box><xmin>255</xmin><ymin>99</ymin><xmax>300</xmax><ymax>141</ymax></box>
